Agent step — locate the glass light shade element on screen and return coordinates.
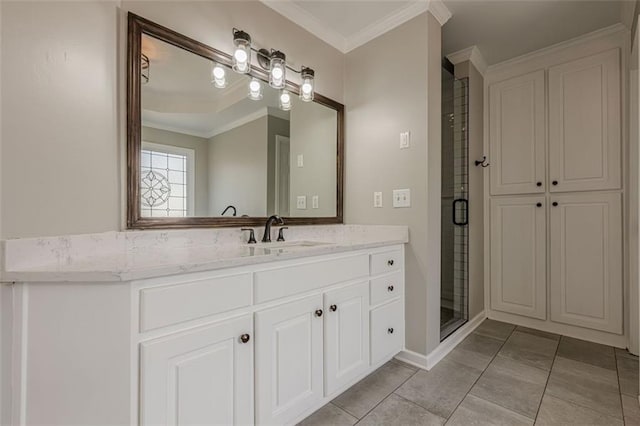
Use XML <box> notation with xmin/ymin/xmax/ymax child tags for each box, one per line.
<box><xmin>211</xmin><ymin>63</ymin><xmax>227</xmax><ymax>88</ymax></box>
<box><xmin>269</xmin><ymin>51</ymin><xmax>286</xmax><ymax>89</ymax></box>
<box><xmin>279</xmin><ymin>89</ymin><xmax>292</xmax><ymax>111</ymax></box>
<box><xmin>232</xmin><ymin>29</ymin><xmax>251</xmax><ymax>74</ymax></box>
<box><xmin>248</xmin><ymin>78</ymin><xmax>263</xmax><ymax>100</ymax></box>
<box><xmin>299</xmin><ymin>67</ymin><xmax>314</xmax><ymax>102</ymax></box>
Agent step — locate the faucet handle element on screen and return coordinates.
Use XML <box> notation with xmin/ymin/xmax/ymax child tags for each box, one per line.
<box><xmin>241</xmin><ymin>228</ymin><xmax>257</xmax><ymax>244</ymax></box>
<box><xmin>277</xmin><ymin>226</ymin><xmax>289</xmax><ymax>242</ymax></box>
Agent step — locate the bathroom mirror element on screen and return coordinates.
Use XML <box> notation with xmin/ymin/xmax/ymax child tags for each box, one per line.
<box><xmin>127</xmin><ymin>13</ymin><xmax>344</xmax><ymax>228</ymax></box>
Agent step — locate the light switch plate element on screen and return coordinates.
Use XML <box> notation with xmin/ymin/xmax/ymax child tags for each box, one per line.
<box><xmin>392</xmin><ymin>189</ymin><xmax>411</xmax><ymax>208</ymax></box>
<box><xmin>400</xmin><ymin>131</ymin><xmax>410</xmax><ymax>149</ymax></box>
<box><xmin>373</xmin><ymin>192</ymin><xmax>383</xmax><ymax>208</ymax></box>
<box><xmin>297</xmin><ymin>195</ymin><xmax>307</xmax><ymax>209</ymax></box>
<box><xmin>312</xmin><ymin>195</ymin><xmax>319</xmax><ymax>209</ymax></box>
<box><xmin>297</xmin><ymin>154</ymin><xmax>304</xmax><ymax>167</ymax></box>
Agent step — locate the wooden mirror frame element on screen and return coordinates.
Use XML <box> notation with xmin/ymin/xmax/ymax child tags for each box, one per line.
<box><xmin>127</xmin><ymin>13</ymin><xmax>344</xmax><ymax>229</ymax></box>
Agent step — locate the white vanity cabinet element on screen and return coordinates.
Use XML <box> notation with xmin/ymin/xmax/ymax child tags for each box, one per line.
<box><xmin>133</xmin><ymin>244</ymin><xmax>405</xmax><ymax>426</ymax></box>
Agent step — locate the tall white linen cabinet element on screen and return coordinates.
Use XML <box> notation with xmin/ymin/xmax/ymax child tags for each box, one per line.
<box><xmin>486</xmin><ymin>28</ymin><xmax>627</xmax><ymax>346</ymax></box>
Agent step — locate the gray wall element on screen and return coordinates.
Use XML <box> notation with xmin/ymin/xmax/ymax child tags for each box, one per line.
<box><xmin>208</xmin><ymin>116</ymin><xmax>268</xmax><ymax>217</ymax></box>
<box><xmin>455</xmin><ymin>61</ymin><xmax>485</xmax><ymax>319</ymax></box>
<box><xmin>345</xmin><ymin>12</ymin><xmax>442</xmax><ymax>356</ymax></box>
<box><xmin>266</xmin><ymin>115</ymin><xmax>290</xmax><ymax>215</ymax></box>
<box><xmin>142</xmin><ymin>126</ymin><xmax>210</xmax><ymax>216</ymax></box>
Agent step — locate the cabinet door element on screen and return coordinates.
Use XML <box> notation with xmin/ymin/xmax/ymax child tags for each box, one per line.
<box><xmin>324</xmin><ymin>282</ymin><xmax>369</xmax><ymax>396</ymax></box>
<box><xmin>490</xmin><ymin>196</ymin><xmax>546</xmax><ymax>319</ymax></box>
<box><xmin>255</xmin><ymin>294</ymin><xmax>324</xmax><ymax>425</ymax></box>
<box><xmin>549</xmin><ymin>49</ymin><xmax>621</xmax><ymax>192</ymax></box>
<box><xmin>549</xmin><ymin>192</ymin><xmax>622</xmax><ymax>333</ymax></box>
<box><xmin>140</xmin><ymin>315</ymin><xmax>253</xmax><ymax>426</ymax></box>
<box><xmin>489</xmin><ymin>70</ymin><xmax>546</xmax><ymax>195</ymax></box>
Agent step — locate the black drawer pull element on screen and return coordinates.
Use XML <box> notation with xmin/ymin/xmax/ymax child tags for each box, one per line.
<box><xmin>387</xmin><ymin>259</ymin><xmax>394</xmax><ymax>266</ymax></box>
<box><xmin>388</xmin><ymin>328</ymin><xmax>394</xmax><ymax>334</ymax></box>
<box><xmin>387</xmin><ymin>285</ymin><xmax>394</xmax><ymax>292</ymax></box>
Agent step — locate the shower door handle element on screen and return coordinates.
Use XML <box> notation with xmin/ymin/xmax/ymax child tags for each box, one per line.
<box><xmin>452</xmin><ymin>199</ymin><xmax>468</xmax><ymax>226</ymax></box>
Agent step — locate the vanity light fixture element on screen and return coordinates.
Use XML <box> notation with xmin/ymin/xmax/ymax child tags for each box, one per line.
<box><xmin>232</xmin><ymin>29</ymin><xmax>251</xmax><ymax>74</ymax></box>
<box><xmin>230</xmin><ymin>28</ymin><xmax>316</xmax><ymax>106</ymax></box>
<box><xmin>269</xmin><ymin>50</ymin><xmax>286</xmax><ymax>89</ymax></box>
<box><xmin>248</xmin><ymin>78</ymin><xmax>263</xmax><ymax>100</ymax></box>
<box><xmin>141</xmin><ymin>53</ymin><xmax>150</xmax><ymax>84</ymax></box>
<box><xmin>211</xmin><ymin>63</ymin><xmax>227</xmax><ymax>88</ymax></box>
<box><xmin>279</xmin><ymin>90</ymin><xmax>292</xmax><ymax>111</ymax></box>
<box><xmin>300</xmin><ymin>67</ymin><xmax>314</xmax><ymax>102</ymax></box>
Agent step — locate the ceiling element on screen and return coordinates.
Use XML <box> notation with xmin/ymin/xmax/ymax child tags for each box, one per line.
<box><xmin>262</xmin><ymin>0</ymin><xmax>626</xmax><ymax>64</ymax></box>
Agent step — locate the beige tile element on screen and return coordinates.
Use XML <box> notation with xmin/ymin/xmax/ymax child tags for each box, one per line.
<box><xmin>390</xmin><ymin>357</ymin><xmax>419</xmax><ymax>372</ymax></box>
<box><xmin>557</xmin><ymin>336</ymin><xmax>616</xmax><ymax>370</ymax></box>
<box><xmin>470</xmin><ymin>355</ymin><xmax>548</xmax><ymax>418</ymax></box>
<box><xmin>445</xmin><ymin>333</ymin><xmax>504</xmax><ymax>372</ymax></box>
<box><xmin>546</xmin><ymin>357</ymin><xmax>622</xmax><ymax>419</ymax></box>
<box><xmin>622</xmin><ymin>394</ymin><xmax>640</xmax><ymax>426</ymax></box>
<box><xmin>515</xmin><ymin>326</ymin><xmax>560</xmax><ymax>342</ymax></box>
<box><xmin>498</xmin><ymin>330</ymin><xmax>558</xmax><ymax>371</ymax></box>
<box><xmin>395</xmin><ymin>359</ymin><xmax>481</xmax><ymax>418</ymax></box>
<box><xmin>447</xmin><ymin>394</ymin><xmax>533</xmax><ymax>426</ymax></box>
<box><xmin>331</xmin><ymin>360</ymin><xmax>415</xmax><ymax>419</ymax></box>
<box><xmin>297</xmin><ymin>403</ymin><xmax>358</xmax><ymax>426</ymax></box>
<box><xmin>617</xmin><ymin>354</ymin><xmax>639</xmax><ymax>396</ymax></box>
<box><xmin>357</xmin><ymin>394</ymin><xmax>445</xmax><ymax>426</ymax></box>
<box><xmin>535</xmin><ymin>394</ymin><xmax>623</xmax><ymax>426</ymax></box>
<box><xmin>474</xmin><ymin>319</ymin><xmax>515</xmax><ymax>341</ymax></box>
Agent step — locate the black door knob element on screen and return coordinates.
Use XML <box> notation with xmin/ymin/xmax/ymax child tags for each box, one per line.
<box><xmin>387</xmin><ymin>259</ymin><xmax>394</xmax><ymax>266</ymax></box>
<box><xmin>315</xmin><ymin>309</ymin><xmax>323</xmax><ymax>317</ymax></box>
<box><xmin>240</xmin><ymin>334</ymin><xmax>250</xmax><ymax>343</ymax></box>
<box><xmin>388</xmin><ymin>328</ymin><xmax>394</xmax><ymax>334</ymax></box>
<box><xmin>552</xmin><ymin>202</ymin><xmax>558</xmax><ymax>207</ymax></box>
<box><xmin>536</xmin><ymin>202</ymin><xmax>542</xmax><ymax>207</ymax></box>
<box><xmin>536</xmin><ymin>182</ymin><xmax>542</xmax><ymax>187</ymax></box>
<box><xmin>387</xmin><ymin>285</ymin><xmax>394</xmax><ymax>292</ymax></box>
<box><xmin>552</xmin><ymin>180</ymin><xmax>558</xmax><ymax>186</ymax></box>
<box><xmin>330</xmin><ymin>304</ymin><xmax>337</xmax><ymax>312</ymax></box>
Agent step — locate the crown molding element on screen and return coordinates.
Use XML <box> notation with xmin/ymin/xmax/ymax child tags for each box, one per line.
<box><xmin>261</xmin><ymin>0</ymin><xmax>348</xmax><ymax>52</ymax></box>
<box><xmin>486</xmin><ymin>23</ymin><xmax>628</xmax><ymax>75</ymax></box>
<box><xmin>261</xmin><ymin>0</ymin><xmax>451</xmax><ymax>54</ymax></box>
<box><xmin>426</xmin><ymin>0</ymin><xmax>452</xmax><ymax>27</ymax></box>
<box><xmin>446</xmin><ymin>45</ymin><xmax>488</xmax><ymax>76</ymax></box>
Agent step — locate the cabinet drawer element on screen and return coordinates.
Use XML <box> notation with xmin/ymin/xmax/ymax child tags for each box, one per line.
<box><xmin>370</xmin><ymin>299</ymin><xmax>404</xmax><ymax>365</ymax></box>
<box><xmin>370</xmin><ymin>271</ymin><xmax>403</xmax><ymax>306</ymax></box>
<box><xmin>254</xmin><ymin>254</ymin><xmax>369</xmax><ymax>304</ymax></box>
<box><xmin>139</xmin><ymin>273</ymin><xmax>252</xmax><ymax>332</ymax></box>
<box><xmin>370</xmin><ymin>250</ymin><xmax>401</xmax><ymax>276</ymax></box>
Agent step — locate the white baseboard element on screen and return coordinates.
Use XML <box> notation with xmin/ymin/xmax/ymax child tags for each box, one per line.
<box><xmin>396</xmin><ymin>310</ymin><xmax>487</xmax><ymax>371</ymax></box>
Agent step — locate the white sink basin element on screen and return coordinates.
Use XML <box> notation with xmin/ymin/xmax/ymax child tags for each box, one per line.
<box><xmin>244</xmin><ymin>240</ymin><xmax>333</xmax><ymax>253</ymax></box>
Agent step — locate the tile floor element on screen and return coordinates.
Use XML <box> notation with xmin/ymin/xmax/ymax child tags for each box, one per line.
<box><xmin>298</xmin><ymin>320</ymin><xmax>640</xmax><ymax>426</ymax></box>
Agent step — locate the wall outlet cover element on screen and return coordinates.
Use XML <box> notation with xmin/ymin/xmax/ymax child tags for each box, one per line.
<box><xmin>297</xmin><ymin>154</ymin><xmax>304</xmax><ymax>167</ymax></box>
<box><xmin>400</xmin><ymin>131</ymin><xmax>410</xmax><ymax>149</ymax></box>
<box><xmin>373</xmin><ymin>192</ymin><xmax>383</xmax><ymax>208</ymax></box>
<box><xmin>296</xmin><ymin>195</ymin><xmax>307</xmax><ymax>209</ymax></box>
<box><xmin>312</xmin><ymin>195</ymin><xmax>319</xmax><ymax>209</ymax></box>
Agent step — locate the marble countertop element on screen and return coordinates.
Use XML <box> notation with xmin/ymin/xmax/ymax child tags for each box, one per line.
<box><xmin>1</xmin><ymin>225</ymin><xmax>408</xmax><ymax>282</ymax></box>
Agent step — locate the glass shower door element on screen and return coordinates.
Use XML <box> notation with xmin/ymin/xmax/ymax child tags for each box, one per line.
<box><xmin>440</xmin><ymin>70</ymin><xmax>469</xmax><ymax>341</ymax></box>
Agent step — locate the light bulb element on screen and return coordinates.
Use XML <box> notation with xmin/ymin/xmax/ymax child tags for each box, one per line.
<box><xmin>272</xmin><ymin>66</ymin><xmax>283</xmax><ymax>80</ymax></box>
<box><xmin>212</xmin><ymin>65</ymin><xmax>225</xmax><ymax>79</ymax></box>
<box><xmin>279</xmin><ymin>89</ymin><xmax>292</xmax><ymax>110</ymax></box>
<box><xmin>280</xmin><ymin>92</ymin><xmax>290</xmax><ymax>103</ymax></box>
<box><xmin>302</xmin><ymin>82</ymin><xmax>312</xmax><ymax>94</ymax></box>
<box><xmin>269</xmin><ymin>51</ymin><xmax>286</xmax><ymax>89</ymax></box>
<box><xmin>299</xmin><ymin>67</ymin><xmax>315</xmax><ymax>102</ymax></box>
<box><xmin>211</xmin><ymin>63</ymin><xmax>227</xmax><ymax>88</ymax></box>
<box><xmin>248</xmin><ymin>78</ymin><xmax>263</xmax><ymax>100</ymax></box>
<box><xmin>234</xmin><ymin>49</ymin><xmax>248</xmax><ymax>63</ymax></box>
<box><xmin>232</xmin><ymin>29</ymin><xmax>251</xmax><ymax>74</ymax></box>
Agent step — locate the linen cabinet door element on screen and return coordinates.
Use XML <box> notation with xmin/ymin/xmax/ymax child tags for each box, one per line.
<box><xmin>490</xmin><ymin>196</ymin><xmax>547</xmax><ymax>319</ymax></box>
<box><xmin>324</xmin><ymin>281</ymin><xmax>370</xmax><ymax>396</ymax></box>
<box><xmin>489</xmin><ymin>70</ymin><xmax>546</xmax><ymax>195</ymax></box>
<box><xmin>549</xmin><ymin>192</ymin><xmax>622</xmax><ymax>333</ymax></box>
<box><xmin>548</xmin><ymin>49</ymin><xmax>621</xmax><ymax>192</ymax></box>
<box><xmin>255</xmin><ymin>294</ymin><xmax>324</xmax><ymax>425</ymax></box>
<box><xmin>139</xmin><ymin>315</ymin><xmax>253</xmax><ymax>426</ymax></box>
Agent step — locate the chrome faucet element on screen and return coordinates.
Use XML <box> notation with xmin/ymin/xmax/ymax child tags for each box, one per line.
<box><xmin>262</xmin><ymin>215</ymin><xmax>285</xmax><ymax>243</ymax></box>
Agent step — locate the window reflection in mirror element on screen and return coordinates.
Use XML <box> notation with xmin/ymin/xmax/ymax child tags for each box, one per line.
<box><xmin>140</xmin><ymin>34</ymin><xmax>337</xmax><ymax>219</ymax></box>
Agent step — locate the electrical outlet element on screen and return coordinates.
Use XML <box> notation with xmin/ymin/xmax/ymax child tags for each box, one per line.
<box><xmin>296</xmin><ymin>195</ymin><xmax>307</xmax><ymax>209</ymax></box>
<box><xmin>373</xmin><ymin>192</ymin><xmax>383</xmax><ymax>208</ymax></box>
<box><xmin>392</xmin><ymin>189</ymin><xmax>411</xmax><ymax>208</ymax></box>
<box><xmin>297</xmin><ymin>154</ymin><xmax>304</xmax><ymax>167</ymax></box>
<box><xmin>312</xmin><ymin>195</ymin><xmax>319</xmax><ymax>209</ymax></box>
<box><xmin>400</xmin><ymin>131</ymin><xmax>410</xmax><ymax>149</ymax></box>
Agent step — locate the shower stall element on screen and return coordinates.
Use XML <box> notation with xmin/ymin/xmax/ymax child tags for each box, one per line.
<box><xmin>440</xmin><ymin>59</ymin><xmax>469</xmax><ymax>341</ymax></box>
